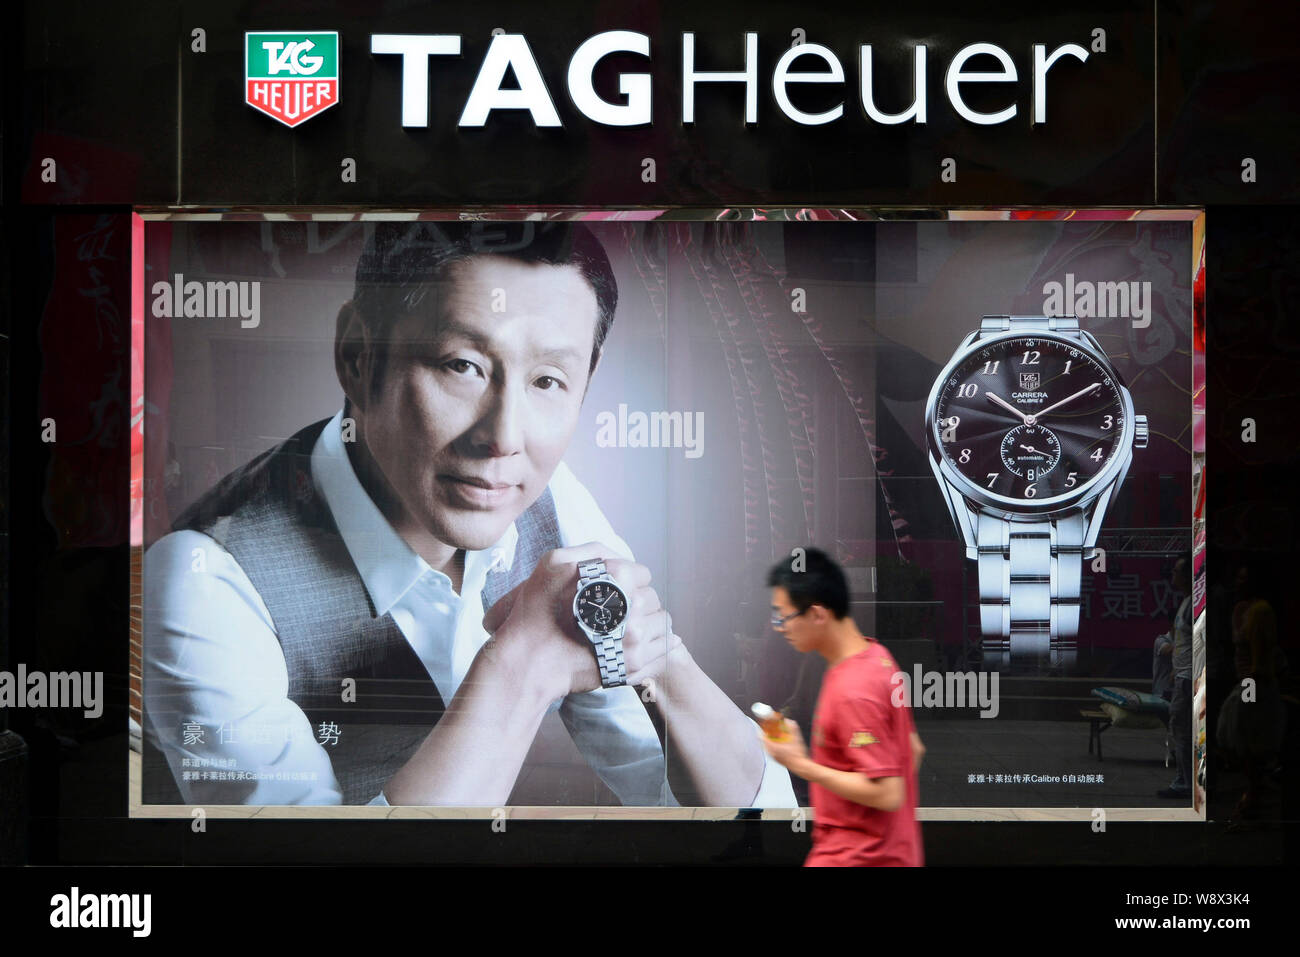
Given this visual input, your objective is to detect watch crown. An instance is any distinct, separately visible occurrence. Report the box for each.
[1134,414,1149,450]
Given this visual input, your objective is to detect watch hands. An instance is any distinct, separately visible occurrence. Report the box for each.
[1034,382,1102,419]
[985,392,1030,424]
[1019,444,1050,456]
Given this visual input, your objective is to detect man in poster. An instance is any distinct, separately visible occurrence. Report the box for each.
[142,222,794,808]
[762,549,924,866]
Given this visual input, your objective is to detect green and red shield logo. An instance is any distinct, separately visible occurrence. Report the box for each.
[245,32,339,127]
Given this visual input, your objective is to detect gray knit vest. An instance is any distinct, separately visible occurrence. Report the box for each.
[143,417,561,805]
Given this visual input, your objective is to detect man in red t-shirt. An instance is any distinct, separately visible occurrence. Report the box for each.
[761,549,924,866]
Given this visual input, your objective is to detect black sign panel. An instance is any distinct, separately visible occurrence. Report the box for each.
[15,0,1160,207]
[1157,1,1300,204]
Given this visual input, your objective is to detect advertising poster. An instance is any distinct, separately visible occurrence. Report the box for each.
[137,211,1197,814]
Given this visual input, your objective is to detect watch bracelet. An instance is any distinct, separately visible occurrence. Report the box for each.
[576,558,628,687]
[974,316,1085,666]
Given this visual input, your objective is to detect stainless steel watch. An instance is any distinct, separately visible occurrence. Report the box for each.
[925,316,1148,670]
[572,559,629,688]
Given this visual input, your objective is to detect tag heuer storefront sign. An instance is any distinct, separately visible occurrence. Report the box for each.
[245,32,340,127]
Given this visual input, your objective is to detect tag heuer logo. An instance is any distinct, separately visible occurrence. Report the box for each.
[1019,372,1041,390]
[245,32,339,127]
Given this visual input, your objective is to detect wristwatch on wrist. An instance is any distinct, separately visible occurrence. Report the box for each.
[925,316,1148,671]
[572,559,630,688]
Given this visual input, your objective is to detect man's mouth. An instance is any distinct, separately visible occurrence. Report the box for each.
[438,474,521,509]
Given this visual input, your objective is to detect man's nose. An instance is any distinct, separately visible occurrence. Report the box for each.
[470,380,526,457]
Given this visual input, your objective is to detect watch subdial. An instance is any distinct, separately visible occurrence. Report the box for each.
[999,425,1061,479]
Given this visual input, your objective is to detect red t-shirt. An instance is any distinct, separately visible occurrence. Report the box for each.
[806,643,923,867]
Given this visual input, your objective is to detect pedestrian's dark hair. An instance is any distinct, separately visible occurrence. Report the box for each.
[348,221,618,399]
[766,547,850,620]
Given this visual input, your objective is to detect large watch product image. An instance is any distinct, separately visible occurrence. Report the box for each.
[573,559,630,688]
[925,316,1148,670]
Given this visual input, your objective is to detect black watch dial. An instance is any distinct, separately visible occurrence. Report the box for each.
[576,580,628,635]
[934,336,1127,502]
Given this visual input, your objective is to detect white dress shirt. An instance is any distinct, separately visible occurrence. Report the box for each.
[144,410,795,808]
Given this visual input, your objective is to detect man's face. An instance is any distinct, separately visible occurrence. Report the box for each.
[354,256,599,551]
[771,586,817,654]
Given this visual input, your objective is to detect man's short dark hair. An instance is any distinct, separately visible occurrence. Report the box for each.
[766,547,850,620]
[350,221,618,396]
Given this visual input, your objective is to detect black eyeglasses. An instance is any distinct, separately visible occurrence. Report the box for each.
[771,608,807,628]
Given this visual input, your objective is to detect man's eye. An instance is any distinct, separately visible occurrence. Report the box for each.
[534,375,566,391]
[444,358,481,376]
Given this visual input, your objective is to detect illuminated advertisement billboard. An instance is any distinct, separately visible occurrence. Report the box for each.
[132,209,1203,820]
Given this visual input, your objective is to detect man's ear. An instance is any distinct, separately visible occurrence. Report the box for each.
[335,301,370,414]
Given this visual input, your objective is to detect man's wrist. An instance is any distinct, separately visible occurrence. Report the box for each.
[475,627,566,712]
[651,642,697,708]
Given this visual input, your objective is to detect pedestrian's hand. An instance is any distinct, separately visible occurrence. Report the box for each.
[760,718,808,770]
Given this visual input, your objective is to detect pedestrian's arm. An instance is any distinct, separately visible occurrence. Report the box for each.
[792,758,905,812]
[766,688,913,812]
[762,716,906,811]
